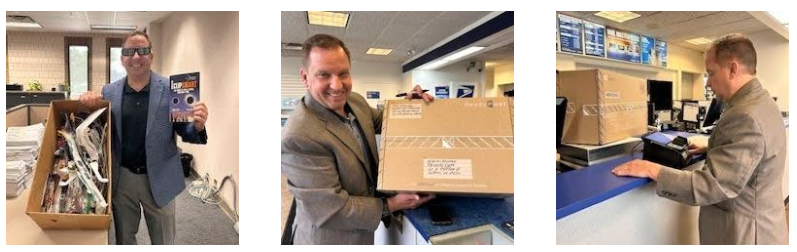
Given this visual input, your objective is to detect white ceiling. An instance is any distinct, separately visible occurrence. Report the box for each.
[6,11,172,34]
[281,11,497,63]
[557,11,772,52]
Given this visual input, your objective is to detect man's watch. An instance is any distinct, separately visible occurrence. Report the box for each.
[381,197,391,219]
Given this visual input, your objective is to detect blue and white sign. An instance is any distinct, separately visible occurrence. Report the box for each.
[584,21,605,57]
[366,91,380,99]
[456,85,475,98]
[654,40,668,67]
[435,86,450,99]
[640,36,654,65]
[558,14,583,54]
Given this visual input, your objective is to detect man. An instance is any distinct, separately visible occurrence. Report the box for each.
[80,31,209,245]
[281,34,435,244]
[612,34,787,244]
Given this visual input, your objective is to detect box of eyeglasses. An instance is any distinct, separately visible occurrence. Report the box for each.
[26,100,113,230]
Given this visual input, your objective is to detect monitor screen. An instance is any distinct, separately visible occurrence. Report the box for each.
[703,98,723,126]
[682,102,699,122]
[557,97,567,150]
[648,80,673,111]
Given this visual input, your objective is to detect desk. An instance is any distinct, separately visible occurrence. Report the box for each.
[6,186,108,245]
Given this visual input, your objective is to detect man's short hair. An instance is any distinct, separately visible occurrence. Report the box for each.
[122,31,152,48]
[302,34,351,67]
[708,34,757,75]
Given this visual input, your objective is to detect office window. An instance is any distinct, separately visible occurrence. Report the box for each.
[109,47,125,83]
[65,37,91,99]
[68,46,89,98]
[107,38,125,84]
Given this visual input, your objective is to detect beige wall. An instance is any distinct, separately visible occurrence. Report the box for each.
[150,11,240,218]
[6,32,122,93]
[746,29,789,111]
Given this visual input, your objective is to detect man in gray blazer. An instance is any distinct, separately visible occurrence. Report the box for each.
[281,34,435,244]
[613,34,787,244]
[80,31,209,244]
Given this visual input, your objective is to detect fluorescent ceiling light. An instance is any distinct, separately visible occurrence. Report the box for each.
[307,11,349,27]
[441,46,486,62]
[767,11,789,25]
[7,22,42,28]
[91,25,136,31]
[6,15,42,29]
[594,11,641,23]
[282,43,302,51]
[366,48,393,55]
[685,37,713,45]
[420,60,450,70]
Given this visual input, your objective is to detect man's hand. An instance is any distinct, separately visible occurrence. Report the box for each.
[192,102,208,131]
[611,159,662,181]
[79,91,104,109]
[405,85,433,102]
[688,142,707,155]
[387,193,435,212]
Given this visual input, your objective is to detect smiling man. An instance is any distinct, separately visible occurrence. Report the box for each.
[281,34,435,244]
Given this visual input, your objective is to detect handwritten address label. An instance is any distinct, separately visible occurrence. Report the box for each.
[423,159,473,180]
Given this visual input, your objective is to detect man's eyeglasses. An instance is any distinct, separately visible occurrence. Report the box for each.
[121,47,152,56]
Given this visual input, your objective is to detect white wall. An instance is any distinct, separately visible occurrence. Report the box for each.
[409,61,485,98]
[150,11,240,220]
[746,29,789,111]
[281,57,404,108]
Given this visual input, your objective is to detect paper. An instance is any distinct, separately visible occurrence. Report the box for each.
[423,159,473,180]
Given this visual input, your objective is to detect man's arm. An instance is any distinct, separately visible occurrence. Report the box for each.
[281,134,382,231]
[655,113,763,206]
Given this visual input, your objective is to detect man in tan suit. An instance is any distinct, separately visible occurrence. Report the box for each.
[612,34,787,244]
[282,34,435,244]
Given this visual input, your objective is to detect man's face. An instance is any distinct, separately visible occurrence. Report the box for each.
[704,49,732,101]
[121,35,153,77]
[301,47,352,113]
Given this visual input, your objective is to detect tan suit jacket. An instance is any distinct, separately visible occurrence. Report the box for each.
[282,92,384,244]
[657,79,788,244]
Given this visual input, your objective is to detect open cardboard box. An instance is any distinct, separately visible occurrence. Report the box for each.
[26,100,113,230]
[377,97,514,197]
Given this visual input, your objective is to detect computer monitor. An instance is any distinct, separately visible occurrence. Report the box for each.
[682,101,699,123]
[703,98,723,127]
[557,97,567,150]
[648,80,673,111]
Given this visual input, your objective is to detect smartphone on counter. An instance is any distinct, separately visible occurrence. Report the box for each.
[429,205,453,226]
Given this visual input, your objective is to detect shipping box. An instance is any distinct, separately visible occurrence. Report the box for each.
[558,69,647,145]
[377,97,513,197]
[26,100,113,230]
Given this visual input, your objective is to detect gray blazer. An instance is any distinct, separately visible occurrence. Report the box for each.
[656,79,787,244]
[102,72,208,207]
[281,92,383,244]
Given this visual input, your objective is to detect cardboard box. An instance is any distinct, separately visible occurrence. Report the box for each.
[26,100,113,230]
[558,69,647,145]
[377,97,513,197]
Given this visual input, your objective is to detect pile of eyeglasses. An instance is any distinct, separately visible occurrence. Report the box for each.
[41,108,109,215]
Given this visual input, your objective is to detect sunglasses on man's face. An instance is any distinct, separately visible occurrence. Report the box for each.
[121,47,152,56]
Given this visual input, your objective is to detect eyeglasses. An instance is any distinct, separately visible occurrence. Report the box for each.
[121,47,152,56]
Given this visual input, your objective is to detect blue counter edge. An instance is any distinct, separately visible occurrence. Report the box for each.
[556,132,706,220]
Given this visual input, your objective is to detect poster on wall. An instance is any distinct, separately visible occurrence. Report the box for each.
[435,86,450,99]
[366,91,380,99]
[584,21,605,57]
[654,40,668,67]
[640,36,655,65]
[558,14,583,54]
[606,28,640,63]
